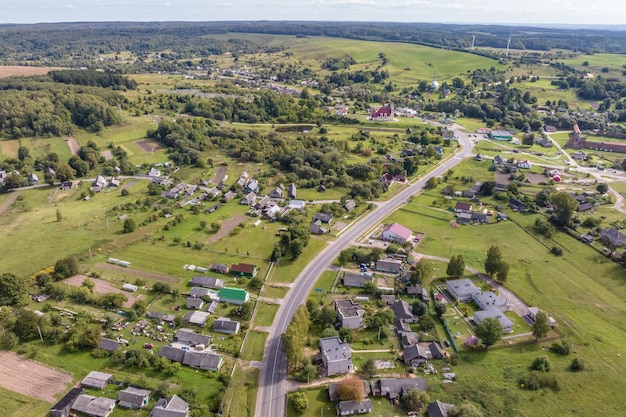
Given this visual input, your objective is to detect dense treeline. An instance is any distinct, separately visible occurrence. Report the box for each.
[0,77,125,137]
[49,70,137,89]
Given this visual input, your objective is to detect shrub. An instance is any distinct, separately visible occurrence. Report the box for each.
[531,356,551,372]
[550,246,563,256]
[570,358,585,372]
[551,339,572,355]
[519,372,559,390]
[291,391,309,413]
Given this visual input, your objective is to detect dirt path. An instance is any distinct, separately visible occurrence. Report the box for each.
[609,186,626,214]
[94,262,181,284]
[211,166,227,184]
[207,214,247,243]
[66,136,80,155]
[0,351,72,403]
[0,190,21,216]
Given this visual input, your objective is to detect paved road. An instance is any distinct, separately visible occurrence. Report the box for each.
[256,129,475,417]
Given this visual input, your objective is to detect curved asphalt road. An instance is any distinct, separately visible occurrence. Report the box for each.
[255,128,475,417]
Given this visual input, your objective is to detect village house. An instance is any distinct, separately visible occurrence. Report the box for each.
[473,308,513,333]
[446,279,481,302]
[218,287,249,304]
[517,160,532,169]
[71,395,116,417]
[601,227,626,247]
[183,311,211,327]
[186,297,204,310]
[472,291,504,310]
[174,328,212,347]
[454,202,472,212]
[343,272,374,288]
[287,183,297,199]
[335,299,366,329]
[376,258,403,274]
[97,338,124,352]
[314,212,334,224]
[337,400,373,416]
[230,263,258,278]
[117,387,151,409]
[406,285,430,304]
[190,275,224,289]
[427,400,455,417]
[380,223,412,244]
[182,350,224,371]
[320,336,353,376]
[370,378,427,400]
[269,187,283,198]
[213,317,241,334]
[391,299,417,323]
[210,263,230,274]
[343,199,357,212]
[370,105,394,121]
[149,395,189,417]
[403,342,445,366]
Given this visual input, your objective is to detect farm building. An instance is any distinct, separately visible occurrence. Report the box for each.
[320,336,353,376]
[288,199,306,210]
[230,263,258,278]
[51,388,84,417]
[81,371,112,390]
[97,338,124,352]
[218,287,249,304]
[210,264,230,274]
[184,311,211,327]
[189,287,212,298]
[337,400,373,416]
[158,345,186,363]
[71,395,116,417]
[117,387,151,409]
[287,183,297,198]
[380,223,412,243]
[376,259,403,274]
[149,395,189,417]
[189,276,224,289]
[343,272,374,288]
[213,317,241,334]
[446,279,481,302]
[182,350,224,371]
[490,130,513,141]
[370,378,427,400]
[186,297,204,310]
[427,400,455,417]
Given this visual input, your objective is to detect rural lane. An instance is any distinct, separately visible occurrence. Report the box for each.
[255,129,475,417]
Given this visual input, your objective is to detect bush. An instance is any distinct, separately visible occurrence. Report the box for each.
[570,358,585,372]
[519,372,559,390]
[550,246,563,256]
[551,339,572,355]
[531,356,551,372]
[291,391,309,413]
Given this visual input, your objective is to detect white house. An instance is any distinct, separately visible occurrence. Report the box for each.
[517,160,532,169]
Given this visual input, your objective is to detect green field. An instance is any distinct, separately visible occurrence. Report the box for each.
[240,330,268,361]
[221,366,259,417]
[253,302,279,327]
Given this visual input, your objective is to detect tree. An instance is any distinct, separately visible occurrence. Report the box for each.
[132,299,148,316]
[14,310,41,341]
[418,314,436,332]
[55,163,76,182]
[123,218,136,233]
[319,305,338,327]
[596,183,608,194]
[17,146,30,161]
[412,300,428,316]
[281,306,310,370]
[401,388,430,412]
[56,209,63,222]
[522,133,535,147]
[550,191,578,226]
[290,391,309,414]
[336,376,365,401]
[570,358,585,372]
[411,258,431,284]
[479,181,496,196]
[474,317,503,348]
[425,177,439,190]
[362,358,377,376]
[434,302,447,317]
[0,272,27,306]
[495,261,509,283]
[54,256,79,280]
[532,356,551,372]
[532,310,550,341]
[446,254,465,277]
[288,239,304,260]
[152,282,171,294]
[448,402,485,417]
[484,246,502,276]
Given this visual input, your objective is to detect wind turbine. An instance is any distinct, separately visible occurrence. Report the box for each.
[471,35,476,50]
[506,36,511,57]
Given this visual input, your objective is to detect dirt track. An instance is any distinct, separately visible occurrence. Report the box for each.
[0,352,72,403]
[0,190,21,216]
[66,137,80,155]
[135,139,163,153]
[94,262,181,284]
[207,214,247,243]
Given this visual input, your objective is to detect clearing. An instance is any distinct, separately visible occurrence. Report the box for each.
[135,139,164,153]
[94,262,180,284]
[207,214,247,243]
[66,137,80,155]
[0,140,18,158]
[64,274,138,308]
[0,351,72,403]
[101,150,113,160]
[0,66,57,78]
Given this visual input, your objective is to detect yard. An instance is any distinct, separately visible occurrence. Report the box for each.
[240,330,268,361]
[253,302,279,327]
[221,365,259,417]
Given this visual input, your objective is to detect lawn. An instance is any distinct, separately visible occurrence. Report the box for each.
[268,238,327,284]
[0,387,52,417]
[260,284,289,299]
[253,302,279,327]
[307,270,338,304]
[221,365,259,417]
[240,330,268,361]
[287,387,406,417]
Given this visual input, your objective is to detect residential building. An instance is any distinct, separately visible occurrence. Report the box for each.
[218,287,250,305]
[288,199,306,210]
[269,187,283,198]
[117,387,151,409]
[287,183,297,199]
[174,328,212,347]
[230,263,258,278]
[181,350,224,371]
[240,192,256,205]
[51,387,84,417]
[343,199,357,212]
[427,400,455,417]
[446,279,481,302]
[314,212,333,224]
[381,223,412,243]
[376,259,403,274]
[320,336,353,376]
[343,272,374,288]
[81,371,112,390]
[454,202,472,212]
[213,317,241,334]
[210,264,230,274]
[337,400,373,416]
[473,308,513,333]
[508,198,526,212]
[406,285,430,304]
[149,395,189,417]
[370,378,427,400]
[71,395,116,417]
[401,332,419,349]
[472,291,504,310]
[184,311,210,327]
[391,300,416,323]
[190,275,224,289]
[189,287,211,298]
[517,160,532,169]
[310,220,329,235]
[403,342,445,366]
[601,227,626,247]
[335,299,366,329]
[186,297,204,310]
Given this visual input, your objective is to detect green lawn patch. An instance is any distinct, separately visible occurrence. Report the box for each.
[221,365,259,417]
[269,238,327,283]
[261,285,289,299]
[307,270,338,304]
[240,330,268,361]
[253,302,279,327]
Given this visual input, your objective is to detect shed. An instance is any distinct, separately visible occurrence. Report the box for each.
[81,371,113,390]
[51,387,84,417]
[117,387,151,409]
[71,395,115,417]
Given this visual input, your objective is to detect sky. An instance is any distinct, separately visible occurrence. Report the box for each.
[1,0,626,27]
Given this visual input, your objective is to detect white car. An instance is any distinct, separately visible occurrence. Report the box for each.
[564,160,570,165]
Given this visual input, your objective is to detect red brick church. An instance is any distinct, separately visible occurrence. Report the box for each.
[566,124,626,153]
